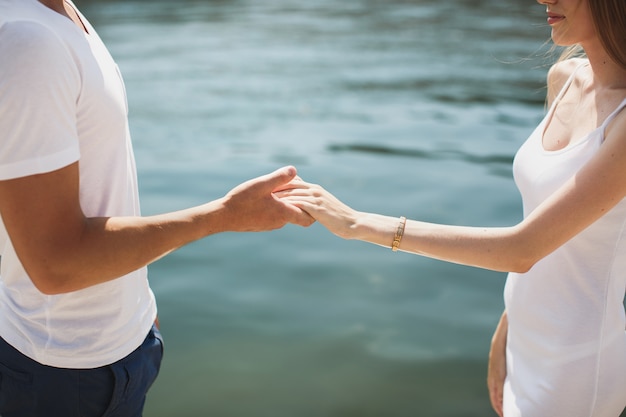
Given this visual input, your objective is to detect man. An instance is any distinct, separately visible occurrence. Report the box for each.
[0,1,313,415]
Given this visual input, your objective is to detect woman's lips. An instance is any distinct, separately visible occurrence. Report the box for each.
[547,13,565,25]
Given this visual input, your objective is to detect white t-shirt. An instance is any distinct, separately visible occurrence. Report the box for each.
[504,63,626,417]
[0,0,157,368]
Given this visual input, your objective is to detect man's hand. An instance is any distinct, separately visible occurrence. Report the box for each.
[221,166,315,231]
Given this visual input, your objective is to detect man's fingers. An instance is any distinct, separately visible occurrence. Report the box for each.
[258,166,297,192]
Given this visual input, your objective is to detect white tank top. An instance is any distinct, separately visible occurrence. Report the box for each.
[503,63,626,417]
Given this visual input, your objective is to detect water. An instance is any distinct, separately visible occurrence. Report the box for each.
[80,1,555,415]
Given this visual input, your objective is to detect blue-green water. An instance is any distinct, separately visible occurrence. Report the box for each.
[82,1,554,415]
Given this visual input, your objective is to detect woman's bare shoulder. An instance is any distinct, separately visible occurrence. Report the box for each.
[546,58,588,107]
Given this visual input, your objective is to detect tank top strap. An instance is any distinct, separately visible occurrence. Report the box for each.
[599,98,626,131]
[548,61,589,112]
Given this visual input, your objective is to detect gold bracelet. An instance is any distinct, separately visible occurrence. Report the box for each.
[391,216,407,252]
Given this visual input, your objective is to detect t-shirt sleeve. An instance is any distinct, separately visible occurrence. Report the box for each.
[0,20,81,180]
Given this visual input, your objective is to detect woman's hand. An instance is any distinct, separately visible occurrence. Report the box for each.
[276,180,361,240]
[487,311,508,417]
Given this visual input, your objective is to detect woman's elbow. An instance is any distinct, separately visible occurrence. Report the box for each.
[502,225,546,274]
[510,258,535,274]
[506,243,542,274]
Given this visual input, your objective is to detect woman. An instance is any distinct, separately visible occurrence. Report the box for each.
[281,0,626,415]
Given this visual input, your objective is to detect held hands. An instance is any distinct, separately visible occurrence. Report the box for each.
[221,166,315,232]
[275,178,360,240]
[229,169,396,247]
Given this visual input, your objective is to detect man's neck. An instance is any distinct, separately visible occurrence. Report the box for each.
[37,0,89,34]
[38,0,66,14]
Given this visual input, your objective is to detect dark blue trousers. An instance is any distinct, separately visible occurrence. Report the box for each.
[0,326,163,417]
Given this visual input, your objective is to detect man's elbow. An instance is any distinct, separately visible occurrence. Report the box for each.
[26,263,79,295]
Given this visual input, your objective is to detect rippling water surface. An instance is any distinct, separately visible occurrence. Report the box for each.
[80,1,556,415]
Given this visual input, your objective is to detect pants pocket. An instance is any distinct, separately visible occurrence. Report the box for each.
[103,327,164,417]
[122,335,162,402]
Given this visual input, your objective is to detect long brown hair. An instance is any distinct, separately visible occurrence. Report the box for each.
[589,0,626,70]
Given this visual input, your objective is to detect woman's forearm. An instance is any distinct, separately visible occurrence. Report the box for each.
[348,212,533,273]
